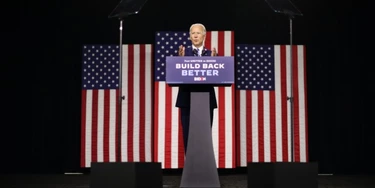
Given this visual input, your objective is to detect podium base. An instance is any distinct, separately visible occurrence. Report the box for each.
[90,162,162,188]
[180,92,220,188]
[247,162,318,188]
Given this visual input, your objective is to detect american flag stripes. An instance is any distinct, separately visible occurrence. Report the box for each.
[235,44,308,166]
[154,31,236,169]
[80,44,153,167]
[80,40,309,169]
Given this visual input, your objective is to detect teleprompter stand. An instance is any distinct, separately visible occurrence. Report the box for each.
[265,0,303,163]
[108,1,149,155]
[246,1,318,188]
[90,1,162,188]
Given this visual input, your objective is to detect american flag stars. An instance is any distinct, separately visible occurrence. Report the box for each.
[82,45,120,89]
[235,44,275,90]
[155,32,190,81]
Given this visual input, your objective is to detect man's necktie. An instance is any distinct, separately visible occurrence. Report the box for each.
[193,48,199,56]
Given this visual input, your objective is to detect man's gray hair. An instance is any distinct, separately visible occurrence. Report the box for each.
[189,23,206,35]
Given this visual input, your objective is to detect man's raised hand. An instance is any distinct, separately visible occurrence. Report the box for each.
[178,45,185,56]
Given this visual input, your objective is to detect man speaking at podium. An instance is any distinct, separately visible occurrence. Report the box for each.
[176,23,218,153]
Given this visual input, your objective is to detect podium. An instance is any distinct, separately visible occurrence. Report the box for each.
[166,56,235,188]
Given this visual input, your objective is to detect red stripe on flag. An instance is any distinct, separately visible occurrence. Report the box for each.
[127,45,135,162]
[116,90,120,162]
[139,45,146,162]
[218,31,225,54]
[205,32,211,49]
[218,87,226,167]
[258,91,264,162]
[103,90,110,162]
[153,82,160,162]
[91,90,98,163]
[164,85,172,168]
[280,45,289,162]
[80,90,87,167]
[218,31,226,167]
[246,92,253,162]
[235,89,241,166]
[270,91,276,162]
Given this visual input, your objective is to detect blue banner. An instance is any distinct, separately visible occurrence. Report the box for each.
[166,56,234,84]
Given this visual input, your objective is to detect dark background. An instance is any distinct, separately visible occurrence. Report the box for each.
[3,0,374,175]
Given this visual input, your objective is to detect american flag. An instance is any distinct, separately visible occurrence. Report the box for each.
[81,44,153,167]
[154,31,236,169]
[235,44,308,166]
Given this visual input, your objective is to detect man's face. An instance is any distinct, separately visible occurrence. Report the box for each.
[189,25,206,47]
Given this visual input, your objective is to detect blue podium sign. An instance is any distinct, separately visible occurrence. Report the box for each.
[165,56,234,85]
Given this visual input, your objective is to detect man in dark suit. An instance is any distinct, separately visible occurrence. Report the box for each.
[175,23,218,153]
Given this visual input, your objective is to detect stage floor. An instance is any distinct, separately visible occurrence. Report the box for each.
[1,173,374,188]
